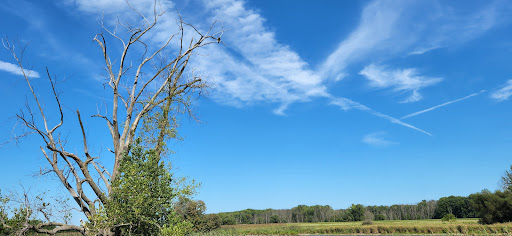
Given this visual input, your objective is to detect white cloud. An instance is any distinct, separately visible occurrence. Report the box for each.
[70,0,329,115]
[407,2,503,55]
[402,90,486,119]
[65,0,142,14]
[362,132,397,146]
[491,80,512,102]
[319,0,506,79]
[66,0,437,133]
[318,0,407,80]
[359,64,442,103]
[0,60,40,78]
[63,0,502,135]
[198,0,328,114]
[408,45,443,56]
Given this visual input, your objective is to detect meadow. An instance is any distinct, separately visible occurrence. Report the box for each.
[198,219,512,235]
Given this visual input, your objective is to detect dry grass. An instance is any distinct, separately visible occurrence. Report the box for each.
[198,219,512,235]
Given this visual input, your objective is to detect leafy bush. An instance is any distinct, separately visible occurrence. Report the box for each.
[174,197,221,232]
[441,213,457,222]
[92,140,198,235]
[204,214,222,230]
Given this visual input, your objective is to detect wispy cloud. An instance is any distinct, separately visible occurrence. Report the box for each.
[490,80,512,102]
[67,0,327,115]
[198,0,328,114]
[66,0,435,135]
[1,0,96,75]
[359,64,442,103]
[319,0,506,77]
[0,60,40,78]
[330,97,431,136]
[407,1,504,55]
[402,90,486,119]
[362,132,397,146]
[64,0,130,14]
[409,45,443,55]
[63,0,505,136]
[318,0,407,80]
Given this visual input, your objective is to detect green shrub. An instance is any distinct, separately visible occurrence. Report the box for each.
[95,140,198,235]
[441,213,457,222]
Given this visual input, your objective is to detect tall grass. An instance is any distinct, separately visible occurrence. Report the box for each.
[197,219,512,235]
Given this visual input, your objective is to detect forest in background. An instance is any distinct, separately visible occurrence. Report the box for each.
[212,195,475,225]
[207,165,512,227]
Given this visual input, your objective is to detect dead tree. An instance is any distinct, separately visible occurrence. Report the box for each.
[2,2,222,234]
[0,185,85,235]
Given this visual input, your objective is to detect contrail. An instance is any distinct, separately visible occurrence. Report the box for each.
[401,90,486,119]
[330,97,431,136]
[367,109,432,136]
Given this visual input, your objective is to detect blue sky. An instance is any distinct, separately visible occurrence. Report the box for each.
[1,0,512,220]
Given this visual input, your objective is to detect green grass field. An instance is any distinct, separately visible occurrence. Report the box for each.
[199,219,512,235]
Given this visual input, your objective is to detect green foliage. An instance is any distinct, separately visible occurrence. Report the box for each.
[174,197,221,232]
[140,105,181,157]
[270,215,281,223]
[335,210,350,222]
[441,213,457,222]
[0,190,12,235]
[469,166,512,225]
[291,205,310,223]
[470,189,512,224]
[175,197,205,229]
[86,205,111,235]
[217,201,439,225]
[347,204,365,221]
[93,140,198,235]
[501,165,512,191]
[160,213,194,236]
[204,214,222,230]
[288,205,333,223]
[434,196,476,219]
[219,213,236,225]
[0,189,64,235]
[236,209,255,224]
[8,207,30,232]
[375,214,385,221]
[366,200,438,221]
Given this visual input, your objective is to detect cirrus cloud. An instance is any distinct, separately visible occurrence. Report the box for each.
[0,60,40,78]
[359,64,442,103]
[362,132,398,147]
[490,80,512,102]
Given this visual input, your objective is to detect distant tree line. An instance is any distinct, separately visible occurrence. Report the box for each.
[207,165,512,226]
[212,196,480,225]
